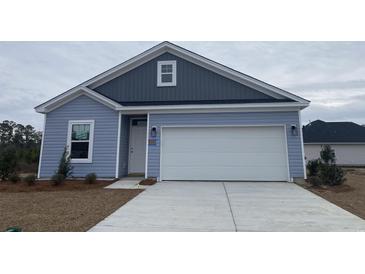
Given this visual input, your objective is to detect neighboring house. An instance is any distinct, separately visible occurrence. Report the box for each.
[303,120,365,166]
[35,42,310,182]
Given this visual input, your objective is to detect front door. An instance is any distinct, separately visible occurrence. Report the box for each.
[128,118,147,174]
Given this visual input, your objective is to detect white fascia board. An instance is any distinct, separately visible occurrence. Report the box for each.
[304,142,365,145]
[86,43,169,89]
[35,87,121,113]
[118,102,308,115]
[87,41,310,104]
[117,101,308,112]
[35,41,310,112]
[163,46,310,103]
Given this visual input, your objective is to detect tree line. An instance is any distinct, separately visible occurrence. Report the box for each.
[0,120,42,179]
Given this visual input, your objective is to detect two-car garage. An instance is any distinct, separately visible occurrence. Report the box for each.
[160,126,290,181]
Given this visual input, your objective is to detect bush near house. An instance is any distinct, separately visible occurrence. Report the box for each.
[85,173,97,184]
[51,146,73,186]
[307,159,320,177]
[307,144,346,186]
[55,147,73,178]
[24,174,36,186]
[9,174,20,184]
[51,174,66,186]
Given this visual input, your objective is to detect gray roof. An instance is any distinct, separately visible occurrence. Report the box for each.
[303,120,365,143]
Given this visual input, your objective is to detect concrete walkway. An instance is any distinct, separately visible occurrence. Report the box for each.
[90,181,365,232]
[105,177,146,189]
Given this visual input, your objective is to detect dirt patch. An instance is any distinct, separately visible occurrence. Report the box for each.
[139,178,157,186]
[0,181,143,231]
[0,180,117,193]
[301,168,365,220]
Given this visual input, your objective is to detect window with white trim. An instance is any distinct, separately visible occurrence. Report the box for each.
[157,60,176,87]
[67,120,94,163]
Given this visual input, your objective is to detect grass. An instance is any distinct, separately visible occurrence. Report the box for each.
[0,180,143,231]
[301,168,365,220]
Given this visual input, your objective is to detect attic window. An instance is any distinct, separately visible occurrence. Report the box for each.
[157,60,176,87]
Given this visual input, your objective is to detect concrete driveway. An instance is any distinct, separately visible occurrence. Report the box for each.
[90,181,365,232]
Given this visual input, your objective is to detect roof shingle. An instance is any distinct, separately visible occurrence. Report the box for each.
[303,120,365,143]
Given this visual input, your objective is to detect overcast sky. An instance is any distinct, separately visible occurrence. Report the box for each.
[1,41,365,130]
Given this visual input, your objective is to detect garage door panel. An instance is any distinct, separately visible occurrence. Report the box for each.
[164,140,285,153]
[162,152,287,166]
[162,166,287,181]
[161,126,288,181]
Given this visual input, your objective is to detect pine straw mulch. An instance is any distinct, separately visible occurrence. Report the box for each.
[0,180,143,232]
[300,168,365,220]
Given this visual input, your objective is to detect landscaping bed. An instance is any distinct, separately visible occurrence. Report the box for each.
[301,168,365,220]
[0,179,117,193]
[0,180,143,231]
[139,177,157,186]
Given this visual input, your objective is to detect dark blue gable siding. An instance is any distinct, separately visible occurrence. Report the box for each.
[94,52,278,105]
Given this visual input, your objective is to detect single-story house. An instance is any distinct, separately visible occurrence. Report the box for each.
[35,41,310,182]
[303,120,365,166]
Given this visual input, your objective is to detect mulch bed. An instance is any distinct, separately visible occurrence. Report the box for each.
[0,179,118,193]
[300,168,365,220]
[139,178,157,186]
[0,180,143,231]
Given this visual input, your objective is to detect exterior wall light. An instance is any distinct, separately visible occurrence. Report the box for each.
[291,124,298,136]
[151,126,157,137]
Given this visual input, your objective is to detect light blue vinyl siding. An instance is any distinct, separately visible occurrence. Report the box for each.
[40,95,119,178]
[147,112,304,180]
[118,115,130,177]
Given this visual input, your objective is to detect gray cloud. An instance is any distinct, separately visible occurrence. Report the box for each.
[0,41,364,129]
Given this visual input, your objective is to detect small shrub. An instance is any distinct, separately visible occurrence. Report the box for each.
[56,146,73,178]
[319,164,346,186]
[320,144,336,164]
[307,159,320,176]
[51,173,65,186]
[24,174,36,186]
[9,173,20,183]
[307,175,322,187]
[85,173,97,184]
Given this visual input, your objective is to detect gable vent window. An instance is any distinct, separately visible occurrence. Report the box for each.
[157,60,176,87]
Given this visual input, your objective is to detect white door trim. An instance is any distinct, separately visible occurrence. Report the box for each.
[115,111,121,178]
[159,124,290,182]
[128,117,147,174]
[144,113,150,178]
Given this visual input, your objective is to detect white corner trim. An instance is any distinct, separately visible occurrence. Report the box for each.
[37,114,47,179]
[298,111,307,179]
[67,120,95,164]
[282,124,292,182]
[157,60,177,87]
[35,87,121,114]
[144,113,150,178]
[115,112,122,178]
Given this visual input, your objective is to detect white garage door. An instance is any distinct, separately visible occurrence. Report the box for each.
[160,126,289,181]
